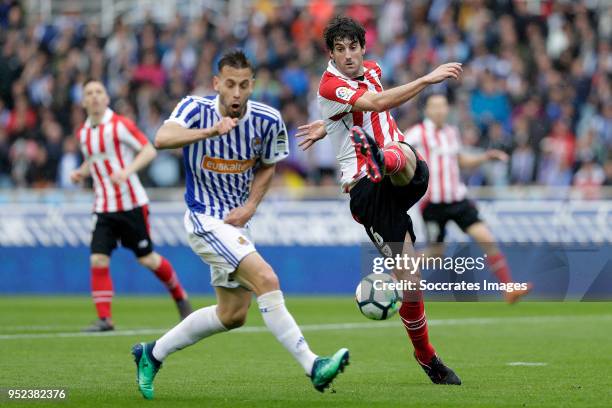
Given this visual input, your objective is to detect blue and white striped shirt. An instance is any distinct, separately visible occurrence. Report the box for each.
[166,95,289,219]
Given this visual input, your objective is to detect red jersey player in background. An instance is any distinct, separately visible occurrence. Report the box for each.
[297,17,462,385]
[405,93,531,303]
[71,79,192,331]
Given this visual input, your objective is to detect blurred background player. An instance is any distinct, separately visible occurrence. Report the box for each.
[297,16,462,385]
[131,51,349,400]
[72,79,192,332]
[404,93,531,303]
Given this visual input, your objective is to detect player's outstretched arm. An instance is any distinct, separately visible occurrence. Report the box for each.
[352,63,463,113]
[154,118,238,149]
[296,120,327,151]
[224,163,275,227]
[458,149,509,169]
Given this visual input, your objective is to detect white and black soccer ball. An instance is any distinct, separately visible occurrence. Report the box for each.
[355,273,402,320]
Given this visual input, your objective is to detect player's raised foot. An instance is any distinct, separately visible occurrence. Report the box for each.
[310,348,350,392]
[504,283,533,304]
[414,353,461,385]
[175,298,193,320]
[82,318,114,332]
[350,126,384,183]
[131,341,162,400]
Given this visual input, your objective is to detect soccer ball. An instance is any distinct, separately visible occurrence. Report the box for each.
[355,273,402,320]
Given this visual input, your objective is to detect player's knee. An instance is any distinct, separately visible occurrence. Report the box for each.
[90,254,110,268]
[137,252,159,270]
[218,307,248,329]
[254,266,280,294]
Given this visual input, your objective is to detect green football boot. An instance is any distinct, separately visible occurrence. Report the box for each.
[131,341,162,399]
[310,348,350,392]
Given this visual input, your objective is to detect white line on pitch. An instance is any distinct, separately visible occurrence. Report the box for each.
[1,314,611,341]
[507,362,548,366]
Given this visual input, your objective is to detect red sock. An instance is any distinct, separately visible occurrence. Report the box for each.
[383,145,407,174]
[399,290,436,364]
[488,253,511,283]
[152,256,187,301]
[91,266,113,319]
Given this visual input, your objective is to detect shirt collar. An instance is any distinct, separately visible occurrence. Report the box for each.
[86,108,114,127]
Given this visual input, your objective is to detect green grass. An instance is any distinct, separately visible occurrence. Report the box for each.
[1,297,611,407]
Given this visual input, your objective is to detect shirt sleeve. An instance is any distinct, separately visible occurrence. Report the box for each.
[317,76,366,119]
[261,117,290,165]
[117,116,149,152]
[165,97,201,128]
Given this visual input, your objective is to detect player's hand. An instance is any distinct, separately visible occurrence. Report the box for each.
[70,169,85,184]
[224,205,256,227]
[296,120,327,151]
[486,149,509,162]
[110,169,130,184]
[423,63,463,84]
[213,117,239,136]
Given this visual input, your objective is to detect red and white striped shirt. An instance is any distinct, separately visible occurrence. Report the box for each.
[405,118,467,204]
[318,60,404,189]
[78,108,149,213]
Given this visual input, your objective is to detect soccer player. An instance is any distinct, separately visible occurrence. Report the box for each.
[404,93,531,303]
[71,79,192,332]
[130,50,349,400]
[297,17,462,385]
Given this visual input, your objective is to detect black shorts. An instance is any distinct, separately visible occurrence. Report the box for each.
[91,205,153,257]
[349,144,429,256]
[422,199,481,243]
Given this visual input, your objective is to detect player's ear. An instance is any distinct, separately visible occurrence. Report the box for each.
[213,76,219,92]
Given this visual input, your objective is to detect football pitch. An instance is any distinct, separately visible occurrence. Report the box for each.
[1,297,610,407]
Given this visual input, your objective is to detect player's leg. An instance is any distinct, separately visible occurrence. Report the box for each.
[137,251,192,319]
[233,252,349,392]
[395,234,461,385]
[465,220,531,303]
[83,213,117,332]
[132,284,249,399]
[349,125,418,185]
[121,205,192,319]
[386,141,417,187]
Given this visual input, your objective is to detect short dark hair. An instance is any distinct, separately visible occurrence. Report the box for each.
[217,50,253,73]
[83,77,104,88]
[324,16,366,51]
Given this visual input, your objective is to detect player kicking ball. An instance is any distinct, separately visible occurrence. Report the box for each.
[297,17,462,385]
[72,79,192,332]
[131,51,348,400]
[405,93,531,303]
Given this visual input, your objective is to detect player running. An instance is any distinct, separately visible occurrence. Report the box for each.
[297,17,462,385]
[72,79,192,332]
[405,93,531,303]
[131,50,349,400]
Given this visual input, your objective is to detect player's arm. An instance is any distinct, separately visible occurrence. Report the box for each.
[458,149,508,169]
[155,118,237,149]
[70,159,91,184]
[224,163,275,227]
[352,63,463,113]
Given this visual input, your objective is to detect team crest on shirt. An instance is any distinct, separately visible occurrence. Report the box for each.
[335,87,356,102]
[251,136,263,155]
[237,236,250,246]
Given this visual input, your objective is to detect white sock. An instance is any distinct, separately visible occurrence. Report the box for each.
[257,290,317,374]
[152,305,227,361]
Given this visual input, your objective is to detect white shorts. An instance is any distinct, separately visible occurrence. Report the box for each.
[184,210,256,289]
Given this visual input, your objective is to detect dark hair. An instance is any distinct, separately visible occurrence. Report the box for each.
[217,50,253,73]
[324,16,366,51]
[83,77,104,88]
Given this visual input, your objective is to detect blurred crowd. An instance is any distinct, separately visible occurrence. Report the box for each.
[0,0,611,195]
